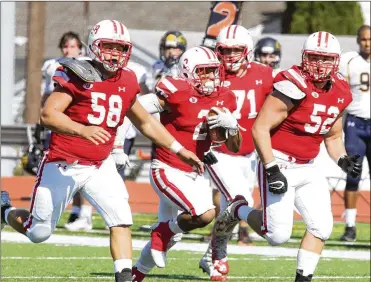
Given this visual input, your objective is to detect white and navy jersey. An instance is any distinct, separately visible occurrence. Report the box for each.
[339,51,370,119]
[41,56,91,95]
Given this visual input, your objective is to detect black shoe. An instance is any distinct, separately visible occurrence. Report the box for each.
[115,268,132,282]
[295,270,313,281]
[67,213,79,224]
[340,226,356,242]
[1,191,12,229]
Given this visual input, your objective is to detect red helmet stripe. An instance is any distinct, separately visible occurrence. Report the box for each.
[233,25,238,39]
[324,32,329,47]
[226,25,232,39]
[317,31,322,47]
[111,20,118,34]
[200,46,211,59]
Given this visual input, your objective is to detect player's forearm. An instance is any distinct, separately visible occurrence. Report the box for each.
[40,108,84,136]
[226,131,242,153]
[324,135,347,163]
[136,114,177,150]
[252,124,275,165]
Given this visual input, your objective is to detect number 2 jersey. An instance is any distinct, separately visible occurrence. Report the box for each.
[155,77,237,172]
[216,62,273,156]
[49,65,139,164]
[271,65,352,161]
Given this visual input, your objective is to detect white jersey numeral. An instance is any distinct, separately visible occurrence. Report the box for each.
[193,109,210,140]
[304,103,339,134]
[87,91,123,127]
[232,89,257,119]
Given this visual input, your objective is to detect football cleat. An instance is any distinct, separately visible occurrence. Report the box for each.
[114,268,132,282]
[150,222,175,268]
[340,226,356,242]
[213,195,248,236]
[199,256,228,281]
[1,191,12,230]
[295,270,313,282]
[64,216,93,231]
[214,258,229,275]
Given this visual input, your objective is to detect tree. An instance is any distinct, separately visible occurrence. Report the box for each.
[282,2,364,35]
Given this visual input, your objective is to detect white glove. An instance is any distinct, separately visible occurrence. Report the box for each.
[207,107,238,130]
[111,147,131,170]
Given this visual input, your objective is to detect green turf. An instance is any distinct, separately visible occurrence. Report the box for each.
[1,242,370,282]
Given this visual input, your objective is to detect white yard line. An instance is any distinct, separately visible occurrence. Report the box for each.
[1,276,370,280]
[2,231,369,260]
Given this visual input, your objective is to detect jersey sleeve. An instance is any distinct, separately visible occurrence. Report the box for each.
[155,77,187,105]
[52,66,80,97]
[273,67,307,100]
[264,67,274,96]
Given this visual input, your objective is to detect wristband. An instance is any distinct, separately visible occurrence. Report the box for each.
[170,140,184,154]
[264,160,277,169]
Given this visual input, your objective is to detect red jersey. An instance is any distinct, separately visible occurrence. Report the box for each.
[48,65,139,164]
[155,77,237,172]
[216,62,273,155]
[271,65,352,160]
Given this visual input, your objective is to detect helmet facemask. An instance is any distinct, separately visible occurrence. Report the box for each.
[302,51,339,82]
[216,44,251,73]
[90,39,132,72]
[185,64,224,95]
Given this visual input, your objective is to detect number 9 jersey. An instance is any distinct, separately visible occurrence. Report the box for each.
[271,65,352,161]
[339,51,370,119]
[49,65,139,164]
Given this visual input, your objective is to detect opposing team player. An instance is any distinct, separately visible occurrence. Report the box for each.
[213,31,362,282]
[339,25,370,242]
[199,25,274,281]
[0,20,203,282]
[254,36,282,77]
[131,46,241,282]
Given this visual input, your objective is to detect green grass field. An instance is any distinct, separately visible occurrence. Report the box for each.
[1,213,370,282]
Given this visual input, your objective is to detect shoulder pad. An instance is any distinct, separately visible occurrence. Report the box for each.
[58,58,102,83]
[274,80,306,100]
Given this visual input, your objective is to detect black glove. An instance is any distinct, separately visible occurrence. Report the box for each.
[204,151,218,165]
[266,164,288,194]
[338,154,362,178]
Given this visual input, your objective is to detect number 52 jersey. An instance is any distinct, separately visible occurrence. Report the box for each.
[271,65,352,161]
[49,65,139,164]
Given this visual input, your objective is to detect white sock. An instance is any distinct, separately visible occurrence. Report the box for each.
[114,258,132,273]
[345,209,357,227]
[4,207,16,225]
[71,206,81,215]
[168,219,184,234]
[238,205,255,222]
[296,249,320,277]
[136,241,155,274]
[80,205,92,218]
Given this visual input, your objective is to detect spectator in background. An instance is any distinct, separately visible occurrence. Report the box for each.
[339,25,370,242]
[254,37,282,77]
[40,31,94,232]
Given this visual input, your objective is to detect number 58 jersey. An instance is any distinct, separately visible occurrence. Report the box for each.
[271,65,352,161]
[49,66,139,164]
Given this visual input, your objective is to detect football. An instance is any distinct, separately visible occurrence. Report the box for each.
[207,107,227,144]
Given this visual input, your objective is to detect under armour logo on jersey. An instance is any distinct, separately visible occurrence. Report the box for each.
[189,97,198,103]
[118,86,126,92]
[223,81,231,87]
[338,98,344,103]
[216,101,224,106]
[256,80,263,85]
[311,92,319,98]
[347,121,355,127]
[83,83,93,90]
[57,164,67,170]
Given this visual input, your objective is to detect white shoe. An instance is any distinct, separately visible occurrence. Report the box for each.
[64,216,93,231]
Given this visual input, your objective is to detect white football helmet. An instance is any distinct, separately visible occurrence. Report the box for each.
[216,25,254,72]
[178,46,223,95]
[301,31,341,81]
[87,20,132,72]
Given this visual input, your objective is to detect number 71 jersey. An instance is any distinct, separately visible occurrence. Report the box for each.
[49,66,139,164]
[271,65,352,161]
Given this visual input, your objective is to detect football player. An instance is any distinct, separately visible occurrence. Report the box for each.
[198,25,274,281]
[131,46,242,282]
[339,25,370,242]
[254,36,282,77]
[1,20,203,282]
[213,31,361,282]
